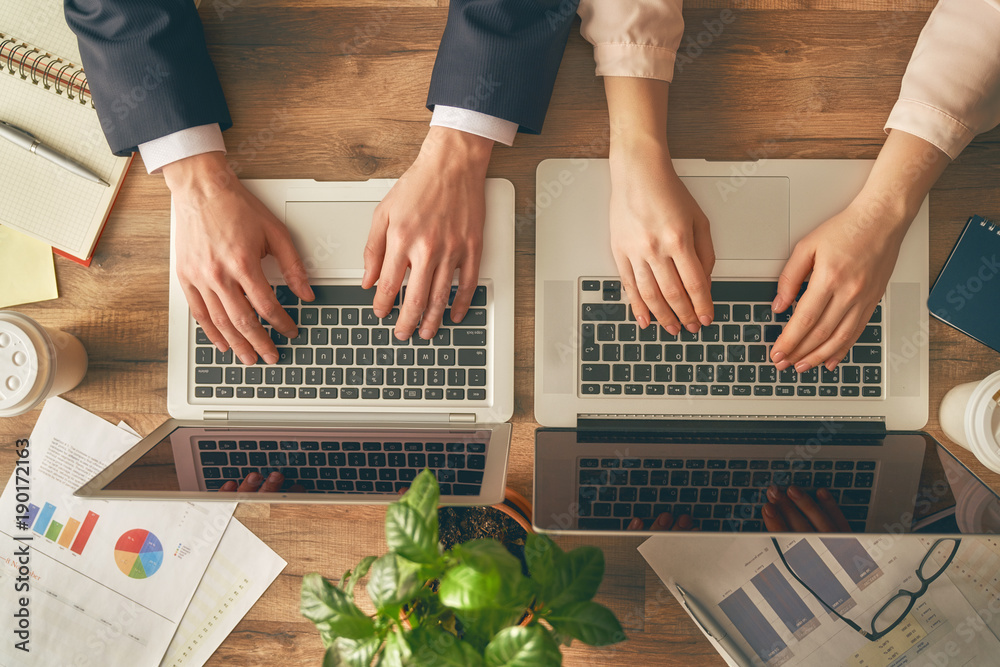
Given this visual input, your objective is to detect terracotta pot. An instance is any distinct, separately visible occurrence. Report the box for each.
[492,487,534,534]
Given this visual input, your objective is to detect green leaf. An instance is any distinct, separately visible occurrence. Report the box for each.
[440,541,534,616]
[438,564,508,611]
[301,573,376,639]
[454,608,526,653]
[398,468,440,525]
[325,636,383,667]
[453,540,523,581]
[407,626,485,667]
[377,631,412,667]
[344,556,378,597]
[484,625,562,667]
[524,534,562,592]
[386,503,438,564]
[546,601,625,647]
[367,553,423,611]
[545,547,605,609]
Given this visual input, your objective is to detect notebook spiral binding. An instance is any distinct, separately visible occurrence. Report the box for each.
[976,216,998,235]
[0,33,93,107]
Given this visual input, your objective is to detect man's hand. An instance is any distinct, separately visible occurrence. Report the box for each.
[770,130,949,372]
[605,77,714,334]
[163,152,314,366]
[763,485,851,532]
[610,151,715,333]
[363,127,493,341]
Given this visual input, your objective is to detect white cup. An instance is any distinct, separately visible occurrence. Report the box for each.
[0,312,88,418]
[939,370,1000,474]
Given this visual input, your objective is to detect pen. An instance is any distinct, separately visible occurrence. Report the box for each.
[676,584,753,667]
[0,120,109,187]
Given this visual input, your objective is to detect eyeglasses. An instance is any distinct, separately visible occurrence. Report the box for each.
[771,537,961,641]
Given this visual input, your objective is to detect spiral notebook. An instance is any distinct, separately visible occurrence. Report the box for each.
[927,215,1000,354]
[0,3,132,266]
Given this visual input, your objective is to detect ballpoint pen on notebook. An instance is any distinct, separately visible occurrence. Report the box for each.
[676,584,753,667]
[0,120,109,187]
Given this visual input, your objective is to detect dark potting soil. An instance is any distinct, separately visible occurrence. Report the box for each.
[438,505,529,575]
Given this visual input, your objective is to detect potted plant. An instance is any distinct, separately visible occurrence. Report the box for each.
[301,469,625,666]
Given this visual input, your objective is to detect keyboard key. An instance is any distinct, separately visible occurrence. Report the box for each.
[195,367,223,384]
[685,345,704,362]
[582,280,600,291]
[458,349,486,366]
[853,346,881,363]
[582,365,610,382]
[583,303,626,321]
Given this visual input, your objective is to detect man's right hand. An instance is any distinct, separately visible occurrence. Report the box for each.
[163,152,314,366]
[362,127,493,341]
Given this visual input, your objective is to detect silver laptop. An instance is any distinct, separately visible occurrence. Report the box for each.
[77,178,515,504]
[533,159,930,533]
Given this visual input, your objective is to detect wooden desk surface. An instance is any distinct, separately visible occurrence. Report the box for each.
[2,1,999,664]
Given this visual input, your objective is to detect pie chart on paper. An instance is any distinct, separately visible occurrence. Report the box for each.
[114,529,164,579]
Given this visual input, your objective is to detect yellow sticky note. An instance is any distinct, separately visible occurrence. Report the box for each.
[0,225,59,308]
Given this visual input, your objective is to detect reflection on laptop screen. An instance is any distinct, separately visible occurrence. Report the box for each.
[91,426,493,499]
[534,429,1000,535]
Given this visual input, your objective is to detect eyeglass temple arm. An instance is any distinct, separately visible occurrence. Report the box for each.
[771,538,873,638]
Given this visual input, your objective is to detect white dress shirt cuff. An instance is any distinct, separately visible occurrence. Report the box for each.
[430,106,518,146]
[137,123,227,174]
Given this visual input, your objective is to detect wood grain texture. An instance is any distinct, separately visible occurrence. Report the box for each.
[1,2,999,665]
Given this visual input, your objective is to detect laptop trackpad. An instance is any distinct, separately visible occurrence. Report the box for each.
[284,201,380,271]
[680,176,790,260]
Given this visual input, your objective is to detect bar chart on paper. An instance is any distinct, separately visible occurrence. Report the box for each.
[715,537,885,666]
[25,501,99,555]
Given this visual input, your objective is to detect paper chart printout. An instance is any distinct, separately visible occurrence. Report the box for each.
[0,398,236,666]
[160,520,287,667]
[639,535,1000,667]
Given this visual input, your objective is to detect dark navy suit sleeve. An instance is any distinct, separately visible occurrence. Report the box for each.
[426,0,580,135]
[64,0,232,156]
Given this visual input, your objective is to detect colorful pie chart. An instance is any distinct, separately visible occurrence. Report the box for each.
[114,529,164,579]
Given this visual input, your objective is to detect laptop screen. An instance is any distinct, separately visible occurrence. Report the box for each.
[534,429,1000,535]
[77,424,502,503]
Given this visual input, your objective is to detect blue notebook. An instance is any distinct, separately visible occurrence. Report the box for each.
[927,215,1000,353]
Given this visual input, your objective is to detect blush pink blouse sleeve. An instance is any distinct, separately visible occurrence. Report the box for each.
[885,0,1000,159]
[577,0,686,82]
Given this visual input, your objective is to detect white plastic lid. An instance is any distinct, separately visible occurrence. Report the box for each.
[0,314,50,417]
[965,369,1000,474]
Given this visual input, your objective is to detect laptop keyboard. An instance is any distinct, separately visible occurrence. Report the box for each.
[192,284,490,404]
[576,456,875,532]
[579,280,884,399]
[196,438,488,495]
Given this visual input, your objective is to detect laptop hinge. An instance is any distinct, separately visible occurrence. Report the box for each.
[577,416,887,437]
[449,413,478,423]
[204,411,230,420]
